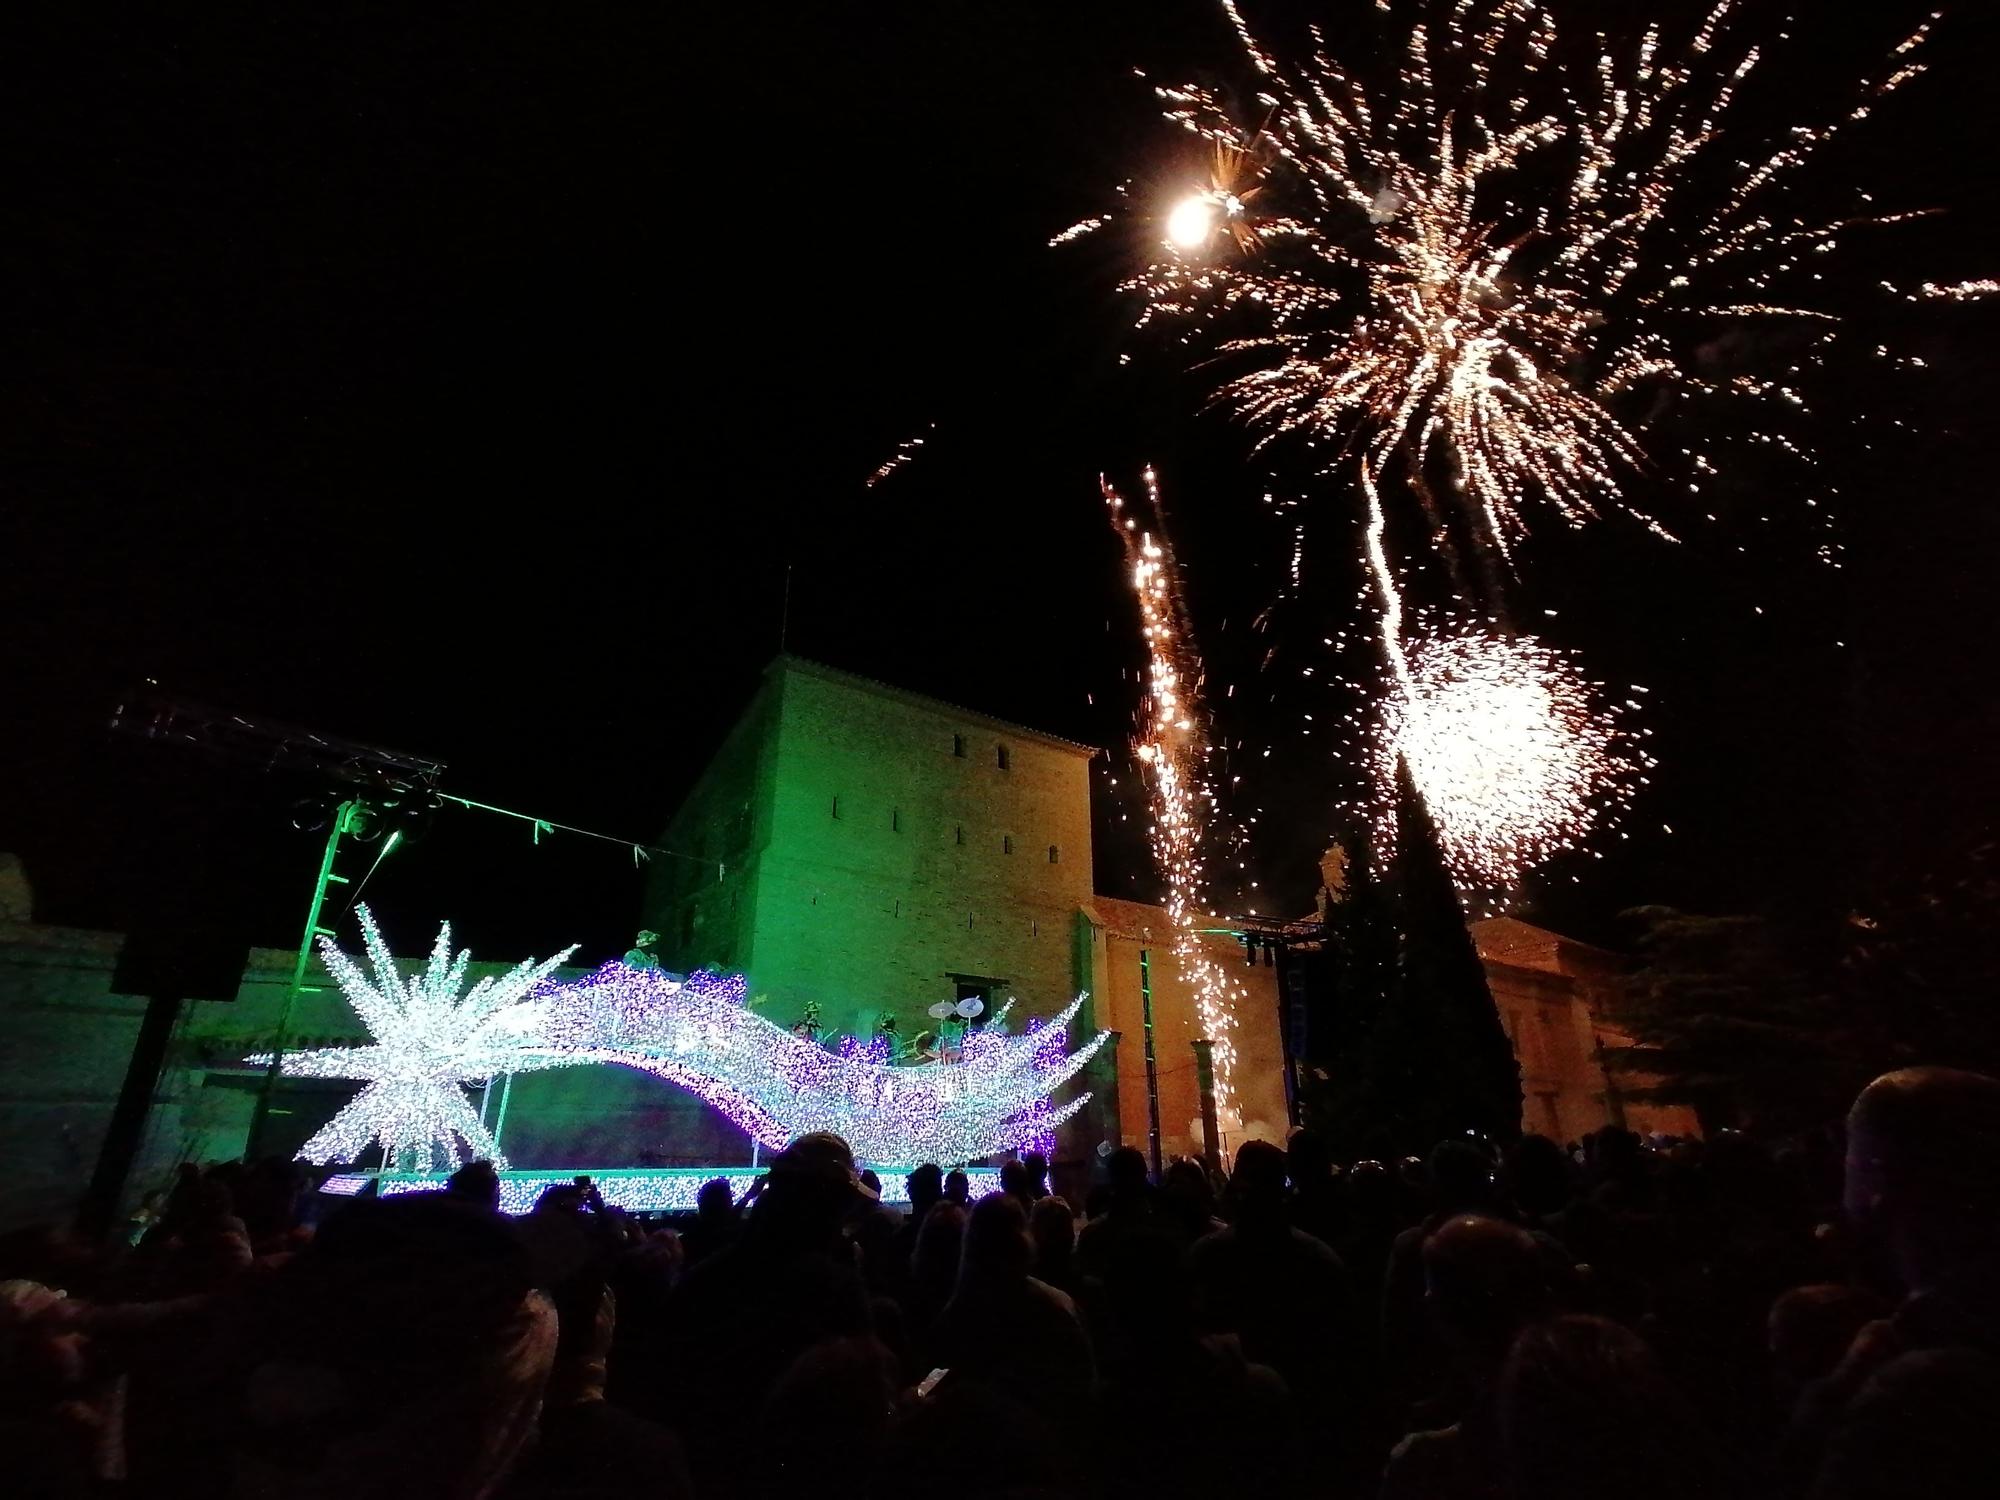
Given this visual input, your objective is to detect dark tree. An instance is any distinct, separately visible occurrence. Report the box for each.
[1377,763,1522,1148]
[1296,765,1521,1157]
[1604,907,1854,1135]
[1606,838,2000,1134]
[1294,829,1397,1160]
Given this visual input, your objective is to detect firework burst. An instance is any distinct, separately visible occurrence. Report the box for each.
[1066,0,1965,892]
[1066,0,1945,570]
[1380,628,1650,897]
[1103,469,1246,1115]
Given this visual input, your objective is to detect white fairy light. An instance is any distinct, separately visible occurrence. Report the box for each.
[267,907,1109,1172]
[259,906,576,1171]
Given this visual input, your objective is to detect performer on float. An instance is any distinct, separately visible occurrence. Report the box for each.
[621,929,662,970]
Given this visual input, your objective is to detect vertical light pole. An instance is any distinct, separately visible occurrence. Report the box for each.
[1193,1037,1223,1179]
[1139,947,1162,1179]
[490,1070,516,1155]
[248,799,361,1156]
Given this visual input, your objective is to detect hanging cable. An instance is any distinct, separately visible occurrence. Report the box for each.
[435,793,724,877]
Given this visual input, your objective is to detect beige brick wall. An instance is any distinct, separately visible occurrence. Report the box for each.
[1084,897,1289,1165]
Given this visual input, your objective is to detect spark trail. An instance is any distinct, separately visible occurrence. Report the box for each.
[1103,470,1246,1115]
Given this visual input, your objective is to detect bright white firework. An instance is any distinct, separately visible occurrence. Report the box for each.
[1380,628,1648,893]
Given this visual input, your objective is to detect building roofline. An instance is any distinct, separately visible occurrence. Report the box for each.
[1479,954,1579,990]
[1471,913,1623,963]
[767,655,1101,759]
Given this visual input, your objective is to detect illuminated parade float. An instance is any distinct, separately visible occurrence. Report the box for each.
[262,906,1108,1212]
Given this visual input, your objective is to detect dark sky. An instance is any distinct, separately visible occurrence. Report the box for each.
[3,1,1994,966]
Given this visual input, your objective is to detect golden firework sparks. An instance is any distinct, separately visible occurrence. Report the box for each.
[1066,1,1960,893]
[1103,469,1247,1115]
[1063,0,1947,567]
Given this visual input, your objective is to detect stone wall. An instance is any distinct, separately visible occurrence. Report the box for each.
[648,658,1099,1044]
[0,883,704,1231]
[1083,896,1289,1166]
[1072,909,1704,1163]
[1472,917,1701,1143]
[0,903,364,1231]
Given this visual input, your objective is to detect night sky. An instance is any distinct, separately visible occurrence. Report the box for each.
[3,2,1995,967]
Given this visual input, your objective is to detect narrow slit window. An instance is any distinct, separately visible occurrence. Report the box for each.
[891,808,901,833]
[830,795,840,820]
[1003,835,1013,854]
[1048,845,1059,864]
[996,745,1010,770]
[952,733,966,758]
[955,825,965,845]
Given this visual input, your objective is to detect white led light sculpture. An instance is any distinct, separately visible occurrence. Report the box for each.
[267,907,1108,1172]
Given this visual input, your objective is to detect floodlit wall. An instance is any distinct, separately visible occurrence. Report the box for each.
[0,909,367,1231]
[649,657,1098,1042]
[1083,896,1289,1166]
[1474,917,1702,1142]
[0,887,668,1231]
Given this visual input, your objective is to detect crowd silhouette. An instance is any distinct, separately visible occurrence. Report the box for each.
[2,1065,1997,1497]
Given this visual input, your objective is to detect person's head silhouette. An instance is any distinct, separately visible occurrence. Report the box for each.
[1288,1127,1334,1185]
[1428,1138,1495,1217]
[1423,1214,1550,1359]
[1500,1314,1734,1500]
[906,1162,944,1215]
[1106,1145,1149,1197]
[1845,1067,2000,1297]
[999,1158,1032,1203]
[1504,1134,1571,1218]
[756,1133,874,1251]
[695,1176,735,1223]
[958,1193,1032,1292]
[912,1202,966,1291]
[1230,1139,1288,1225]
[1022,1150,1050,1197]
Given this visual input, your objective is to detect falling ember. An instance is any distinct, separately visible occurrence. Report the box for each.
[1378,629,1650,897]
[865,424,936,489]
[1103,469,1245,1116]
[1063,0,1955,573]
[1906,279,1998,302]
